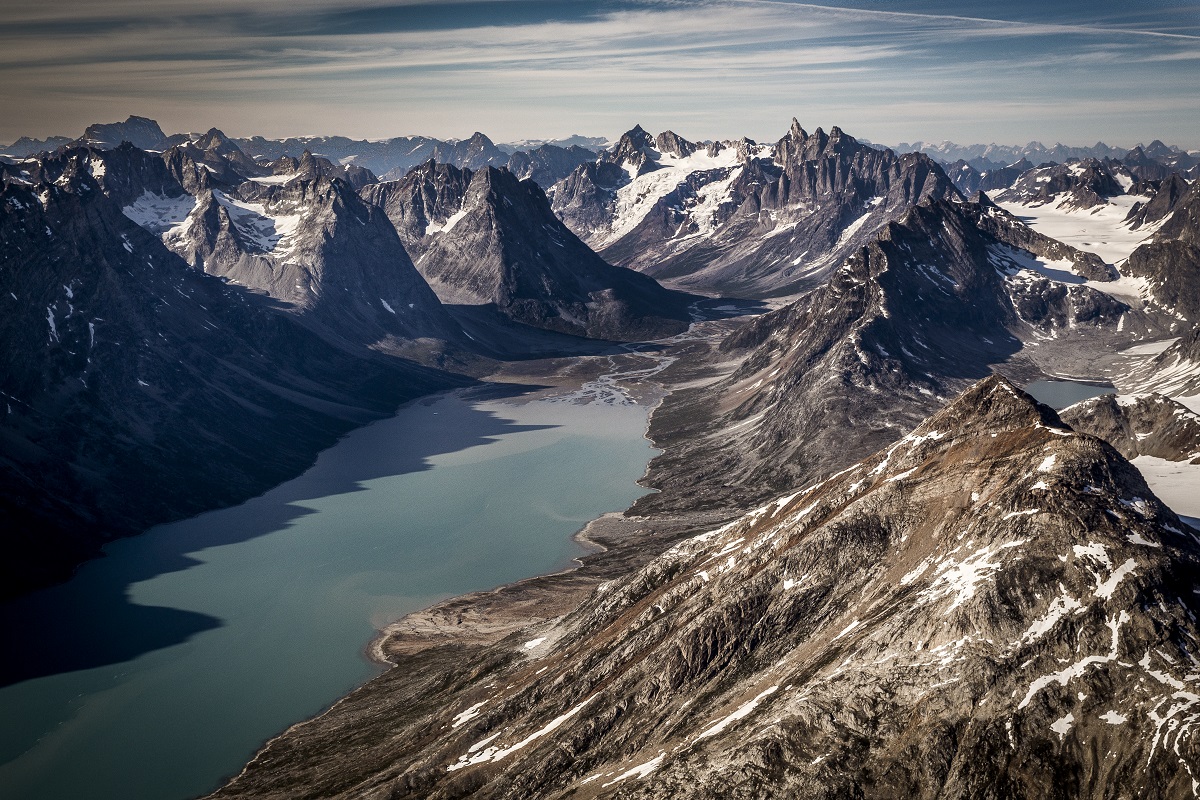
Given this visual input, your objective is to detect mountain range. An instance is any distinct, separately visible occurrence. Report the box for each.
[0,123,695,598]
[4,112,1200,798]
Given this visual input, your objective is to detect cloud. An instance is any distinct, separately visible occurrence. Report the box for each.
[2,0,1198,147]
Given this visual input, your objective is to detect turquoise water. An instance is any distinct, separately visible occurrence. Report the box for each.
[0,389,657,800]
[1024,379,1114,410]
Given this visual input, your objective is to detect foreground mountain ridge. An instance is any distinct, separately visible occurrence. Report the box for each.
[209,376,1200,799]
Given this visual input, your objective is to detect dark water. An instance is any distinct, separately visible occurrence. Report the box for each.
[0,389,657,800]
[1024,379,1114,410]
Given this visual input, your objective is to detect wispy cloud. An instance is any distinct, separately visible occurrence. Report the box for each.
[2,0,1198,148]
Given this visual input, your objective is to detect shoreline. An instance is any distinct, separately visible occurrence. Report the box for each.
[362,343,678,668]
[203,313,752,799]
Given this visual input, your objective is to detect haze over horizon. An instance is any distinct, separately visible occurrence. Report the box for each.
[3,0,1200,150]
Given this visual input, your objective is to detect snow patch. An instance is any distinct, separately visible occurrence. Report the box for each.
[693,686,778,743]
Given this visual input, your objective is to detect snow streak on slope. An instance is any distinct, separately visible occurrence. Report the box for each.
[989,243,1150,306]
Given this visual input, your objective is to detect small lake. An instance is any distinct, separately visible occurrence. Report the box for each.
[1024,379,1115,410]
[0,385,658,800]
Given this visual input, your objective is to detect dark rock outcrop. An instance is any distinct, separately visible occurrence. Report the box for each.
[366,163,695,340]
[1062,393,1200,464]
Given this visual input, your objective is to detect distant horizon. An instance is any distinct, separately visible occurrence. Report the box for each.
[3,112,1196,156]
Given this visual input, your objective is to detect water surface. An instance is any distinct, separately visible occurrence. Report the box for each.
[0,386,657,800]
[1024,379,1114,410]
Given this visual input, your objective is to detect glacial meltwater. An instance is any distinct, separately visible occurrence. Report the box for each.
[0,385,659,800]
[1023,379,1114,410]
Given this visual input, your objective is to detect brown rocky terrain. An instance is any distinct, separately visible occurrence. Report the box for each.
[209,377,1200,800]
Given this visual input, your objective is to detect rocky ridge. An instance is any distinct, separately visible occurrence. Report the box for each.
[632,194,1142,515]
[1061,393,1200,464]
[209,376,1200,800]
[551,120,959,298]
[362,161,695,341]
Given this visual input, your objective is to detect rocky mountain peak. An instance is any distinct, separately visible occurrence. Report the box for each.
[463,131,494,150]
[1145,139,1174,158]
[605,124,659,176]
[234,373,1200,798]
[655,130,696,158]
[787,116,808,140]
[1062,393,1200,464]
[1127,172,1190,229]
[194,128,242,156]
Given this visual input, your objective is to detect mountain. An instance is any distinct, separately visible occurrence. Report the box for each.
[362,161,695,341]
[237,130,597,188]
[995,158,1133,210]
[550,120,958,298]
[1,117,605,190]
[1,135,74,158]
[1061,393,1200,464]
[0,152,465,599]
[207,376,1200,799]
[1124,326,1200,401]
[79,115,169,151]
[18,142,459,353]
[501,144,597,189]
[495,134,610,154]
[890,139,1130,169]
[1121,178,1200,325]
[632,194,1137,515]
[944,158,1035,195]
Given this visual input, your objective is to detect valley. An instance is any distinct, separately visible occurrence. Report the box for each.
[4,112,1200,799]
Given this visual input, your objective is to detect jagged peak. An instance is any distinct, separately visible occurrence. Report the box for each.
[788,117,807,140]
[615,124,654,149]
[403,158,470,184]
[971,189,999,209]
[655,130,695,158]
[193,128,242,155]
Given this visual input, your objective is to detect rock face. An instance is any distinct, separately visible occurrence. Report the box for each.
[363,162,696,340]
[1127,174,1191,231]
[1061,394,1200,464]
[634,195,1133,515]
[550,120,959,297]
[80,115,169,151]
[502,144,597,188]
[48,142,465,352]
[1124,325,1200,400]
[1122,179,1200,325]
[995,159,1131,210]
[0,158,464,599]
[208,377,1200,800]
[979,158,1034,192]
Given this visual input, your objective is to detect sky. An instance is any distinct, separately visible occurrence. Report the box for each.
[3,0,1199,149]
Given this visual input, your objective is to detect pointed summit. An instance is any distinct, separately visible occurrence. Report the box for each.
[606,124,660,176]
[194,128,242,156]
[655,130,696,159]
